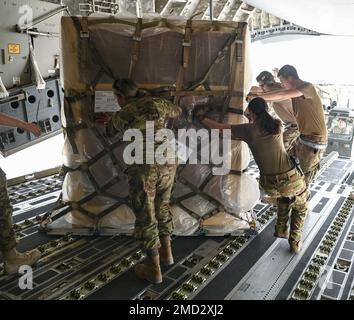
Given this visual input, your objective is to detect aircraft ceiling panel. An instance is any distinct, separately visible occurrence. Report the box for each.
[244,0,354,35]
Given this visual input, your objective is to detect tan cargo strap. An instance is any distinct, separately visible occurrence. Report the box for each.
[236,39,243,63]
[227,108,244,115]
[96,201,124,220]
[60,165,78,174]
[177,176,220,214]
[71,17,87,82]
[65,92,88,103]
[80,16,89,38]
[89,41,115,80]
[186,32,238,91]
[175,173,252,223]
[171,140,249,223]
[71,16,112,84]
[80,16,90,83]
[87,17,136,27]
[41,203,72,223]
[91,69,106,90]
[174,169,252,223]
[90,126,128,173]
[229,169,243,175]
[53,160,129,222]
[85,17,243,34]
[170,199,202,222]
[182,19,192,69]
[220,29,243,121]
[171,187,219,223]
[128,18,142,78]
[63,97,79,154]
[62,122,89,132]
[86,17,186,35]
[174,19,192,105]
[41,192,64,221]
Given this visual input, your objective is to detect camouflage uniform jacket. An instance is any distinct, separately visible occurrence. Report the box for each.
[106,96,181,140]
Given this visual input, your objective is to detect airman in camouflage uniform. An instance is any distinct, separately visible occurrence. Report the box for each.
[0,168,17,252]
[0,113,42,274]
[282,125,300,153]
[199,97,309,253]
[259,169,308,245]
[252,66,328,188]
[106,79,181,283]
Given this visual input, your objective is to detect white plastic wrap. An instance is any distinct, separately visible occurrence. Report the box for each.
[172,181,193,199]
[62,171,95,202]
[112,143,129,172]
[203,174,260,215]
[105,175,130,199]
[81,196,115,214]
[99,204,135,232]
[62,136,81,169]
[229,140,250,172]
[180,164,211,187]
[171,205,199,235]
[89,155,118,187]
[51,17,256,236]
[202,211,251,234]
[64,210,95,227]
[62,129,105,169]
[181,194,217,217]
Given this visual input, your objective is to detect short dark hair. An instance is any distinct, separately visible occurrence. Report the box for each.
[256,71,274,84]
[112,78,138,97]
[277,65,300,80]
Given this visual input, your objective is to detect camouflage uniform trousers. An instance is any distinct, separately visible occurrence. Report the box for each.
[291,138,326,187]
[0,168,17,252]
[283,125,300,153]
[260,167,309,242]
[127,164,177,250]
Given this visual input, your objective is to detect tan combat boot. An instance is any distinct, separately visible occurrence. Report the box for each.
[3,248,41,275]
[134,248,162,284]
[159,235,174,266]
[261,196,278,205]
[274,230,289,239]
[274,225,289,239]
[289,240,302,254]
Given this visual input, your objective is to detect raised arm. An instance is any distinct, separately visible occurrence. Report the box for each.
[201,117,231,131]
[0,113,41,136]
[248,88,303,102]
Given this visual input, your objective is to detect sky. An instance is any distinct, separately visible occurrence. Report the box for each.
[249,34,354,85]
[1,33,354,179]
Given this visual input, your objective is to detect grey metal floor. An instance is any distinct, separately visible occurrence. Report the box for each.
[1,155,354,300]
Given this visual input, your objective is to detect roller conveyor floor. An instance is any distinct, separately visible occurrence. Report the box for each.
[1,153,354,300]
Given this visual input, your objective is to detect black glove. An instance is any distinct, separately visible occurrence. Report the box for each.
[192,104,209,123]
